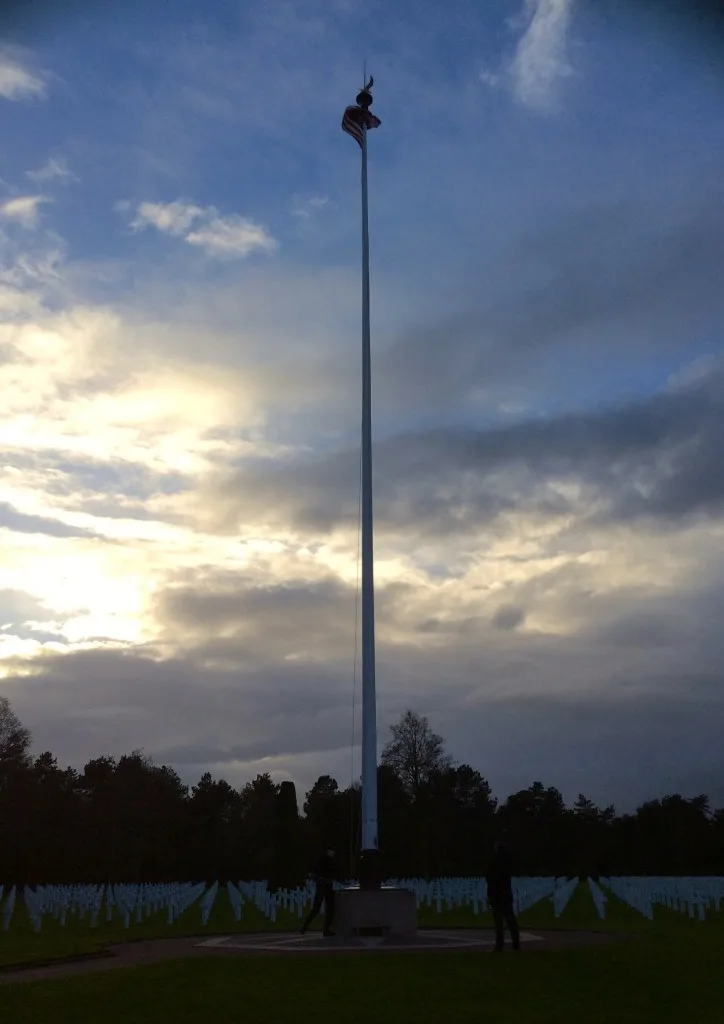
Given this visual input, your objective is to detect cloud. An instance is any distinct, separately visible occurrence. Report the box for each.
[6,560,724,812]
[0,195,49,229]
[201,366,724,546]
[26,159,78,186]
[493,605,526,631]
[479,68,502,90]
[129,200,277,259]
[1,252,722,809]
[131,200,204,237]
[510,0,575,111]
[0,501,103,540]
[290,194,330,220]
[373,174,724,418]
[2,5,724,817]
[0,588,50,627]
[0,51,46,101]
[186,216,277,258]
[480,0,575,112]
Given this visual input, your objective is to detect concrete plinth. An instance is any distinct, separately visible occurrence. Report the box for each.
[335,886,417,940]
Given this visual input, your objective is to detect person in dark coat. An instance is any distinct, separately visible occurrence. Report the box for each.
[300,846,339,937]
[485,841,521,952]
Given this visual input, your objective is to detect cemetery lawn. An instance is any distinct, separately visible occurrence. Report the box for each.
[4,917,724,1024]
[0,882,717,968]
[0,899,298,968]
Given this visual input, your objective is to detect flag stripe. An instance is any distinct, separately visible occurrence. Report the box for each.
[342,105,381,148]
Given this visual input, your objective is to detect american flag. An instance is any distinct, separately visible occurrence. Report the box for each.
[342,105,381,148]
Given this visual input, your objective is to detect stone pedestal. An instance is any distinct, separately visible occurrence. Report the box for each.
[335,886,417,939]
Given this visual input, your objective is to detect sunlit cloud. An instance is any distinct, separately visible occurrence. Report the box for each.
[186,215,277,258]
[131,200,205,236]
[1,0,723,811]
[0,195,50,229]
[128,199,277,258]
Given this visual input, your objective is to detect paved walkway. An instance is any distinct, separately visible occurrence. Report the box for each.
[0,928,633,985]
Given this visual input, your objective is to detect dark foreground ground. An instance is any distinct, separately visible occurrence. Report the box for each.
[0,925,630,982]
[1,886,722,1023]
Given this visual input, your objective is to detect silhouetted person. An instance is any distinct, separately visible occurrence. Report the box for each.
[300,846,338,937]
[485,841,521,952]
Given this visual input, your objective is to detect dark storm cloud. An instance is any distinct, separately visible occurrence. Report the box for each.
[210,366,724,538]
[2,643,359,776]
[594,609,685,649]
[0,500,103,540]
[155,572,419,666]
[492,605,526,631]
[159,575,353,633]
[451,685,724,813]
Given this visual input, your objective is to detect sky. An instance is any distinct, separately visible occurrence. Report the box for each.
[1,0,724,814]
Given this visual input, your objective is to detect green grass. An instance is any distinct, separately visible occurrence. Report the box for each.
[1,880,721,972]
[3,920,724,1024]
[3,884,724,1023]
[0,895,300,968]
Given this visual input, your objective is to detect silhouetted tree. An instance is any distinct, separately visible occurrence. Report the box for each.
[571,794,616,878]
[377,765,412,877]
[631,794,712,875]
[240,773,279,879]
[22,753,79,883]
[381,710,452,798]
[497,782,570,875]
[275,780,303,886]
[0,696,722,882]
[188,772,240,882]
[303,775,351,866]
[414,765,497,877]
[0,696,32,784]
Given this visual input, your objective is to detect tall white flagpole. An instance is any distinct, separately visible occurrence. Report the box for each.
[359,113,379,887]
[352,78,380,890]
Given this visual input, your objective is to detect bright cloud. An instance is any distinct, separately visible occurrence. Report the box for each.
[186,215,277,258]
[129,200,276,258]
[0,52,46,101]
[510,0,575,111]
[0,195,49,229]
[131,200,205,237]
[480,0,575,111]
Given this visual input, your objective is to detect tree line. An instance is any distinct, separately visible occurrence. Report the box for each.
[1,699,722,884]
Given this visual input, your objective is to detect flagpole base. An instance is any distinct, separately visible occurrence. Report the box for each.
[358,848,381,890]
[335,885,417,940]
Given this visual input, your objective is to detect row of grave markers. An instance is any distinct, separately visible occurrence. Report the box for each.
[600,876,724,921]
[1,877,722,932]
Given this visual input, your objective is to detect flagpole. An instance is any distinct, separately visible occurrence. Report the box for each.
[342,77,381,891]
[359,113,379,890]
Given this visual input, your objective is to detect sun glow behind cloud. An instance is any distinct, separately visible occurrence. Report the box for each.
[1,0,724,810]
